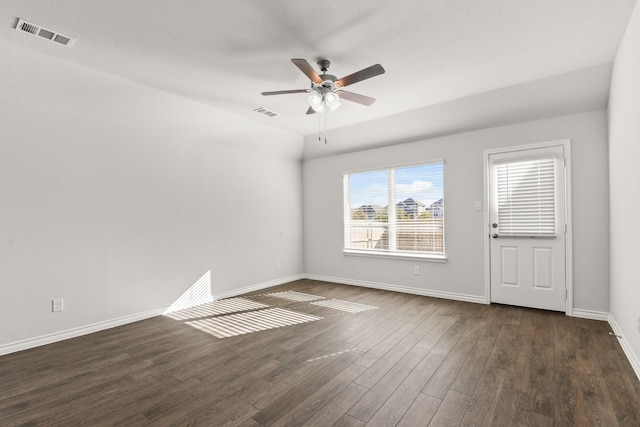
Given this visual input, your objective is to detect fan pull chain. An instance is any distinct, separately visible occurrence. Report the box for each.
[324,112,328,144]
[317,110,328,144]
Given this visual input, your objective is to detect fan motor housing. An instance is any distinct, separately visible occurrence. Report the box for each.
[317,59,331,72]
[312,78,338,94]
[321,74,337,84]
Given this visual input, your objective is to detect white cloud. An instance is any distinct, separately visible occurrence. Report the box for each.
[396,180,435,201]
[396,180,442,206]
[351,180,443,208]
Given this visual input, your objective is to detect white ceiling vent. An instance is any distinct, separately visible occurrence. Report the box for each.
[253,107,279,118]
[15,18,75,47]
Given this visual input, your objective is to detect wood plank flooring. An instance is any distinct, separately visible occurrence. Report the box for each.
[1,279,639,426]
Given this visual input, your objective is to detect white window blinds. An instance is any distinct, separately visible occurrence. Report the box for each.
[344,162,445,256]
[496,157,556,236]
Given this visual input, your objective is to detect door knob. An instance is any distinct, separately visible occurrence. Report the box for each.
[492,223,498,228]
[492,234,499,239]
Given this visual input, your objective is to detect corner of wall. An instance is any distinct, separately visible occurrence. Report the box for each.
[608,314,640,381]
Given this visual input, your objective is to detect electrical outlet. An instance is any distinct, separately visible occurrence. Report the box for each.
[52,298,64,312]
[275,260,280,269]
[637,314,640,333]
[413,266,420,275]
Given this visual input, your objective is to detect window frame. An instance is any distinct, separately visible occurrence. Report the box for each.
[342,160,447,263]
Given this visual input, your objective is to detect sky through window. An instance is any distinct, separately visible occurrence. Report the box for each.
[349,163,443,209]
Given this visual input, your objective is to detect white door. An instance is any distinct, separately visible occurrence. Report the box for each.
[488,144,567,311]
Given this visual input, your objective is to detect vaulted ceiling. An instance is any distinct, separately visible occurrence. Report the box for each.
[0,0,636,158]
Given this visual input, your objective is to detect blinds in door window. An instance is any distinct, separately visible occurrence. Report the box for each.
[496,157,556,236]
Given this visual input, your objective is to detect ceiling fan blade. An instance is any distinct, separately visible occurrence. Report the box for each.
[262,89,310,96]
[338,90,376,106]
[291,58,323,84]
[306,106,317,115]
[336,64,385,87]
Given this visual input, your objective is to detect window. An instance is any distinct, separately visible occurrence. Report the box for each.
[343,161,445,259]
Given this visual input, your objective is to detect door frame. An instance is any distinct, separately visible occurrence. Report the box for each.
[483,139,574,315]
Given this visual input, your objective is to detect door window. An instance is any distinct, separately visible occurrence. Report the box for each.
[494,157,556,237]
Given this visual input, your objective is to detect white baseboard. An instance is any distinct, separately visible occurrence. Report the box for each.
[571,309,610,321]
[608,314,640,382]
[304,274,489,305]
[0,274,306,357]
[209,274,306,301]
[0,308,165,357]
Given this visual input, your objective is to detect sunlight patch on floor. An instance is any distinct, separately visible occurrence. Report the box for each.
[185,308,323,338]
[310,299,378,313]
[165,298,269,321]
[265,291,326,302]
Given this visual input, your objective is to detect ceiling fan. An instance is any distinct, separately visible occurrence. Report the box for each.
[261,58,385,115]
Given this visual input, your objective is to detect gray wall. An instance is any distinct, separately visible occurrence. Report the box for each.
[609,2,640,375]
[303,110,609,313]
[0,44,305,350]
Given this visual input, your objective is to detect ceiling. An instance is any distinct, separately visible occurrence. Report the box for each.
[0,0,637,158]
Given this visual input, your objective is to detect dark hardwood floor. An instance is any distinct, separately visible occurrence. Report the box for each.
[1,279,639,426]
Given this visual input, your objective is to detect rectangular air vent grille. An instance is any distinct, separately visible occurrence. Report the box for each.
[15,18,75,47]
[253,107,279,117]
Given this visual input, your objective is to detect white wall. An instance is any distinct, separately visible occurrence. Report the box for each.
[609,3,640,376]
[0,44,305,351]
[303,111,609,312]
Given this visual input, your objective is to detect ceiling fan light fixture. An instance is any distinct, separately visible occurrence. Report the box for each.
[308,91,341,113]
[308,92,324,112]
[325,92,341,112]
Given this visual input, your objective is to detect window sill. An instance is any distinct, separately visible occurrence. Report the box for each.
[343,249,447,263]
